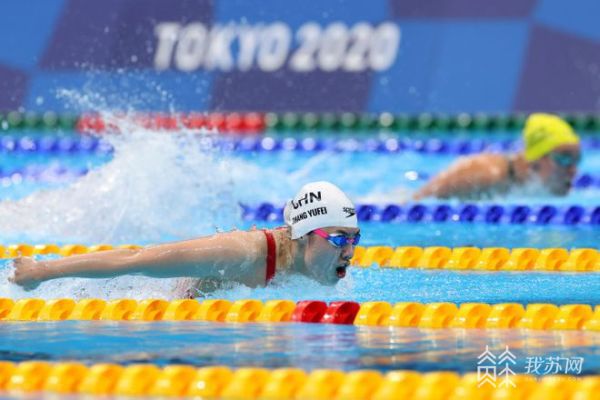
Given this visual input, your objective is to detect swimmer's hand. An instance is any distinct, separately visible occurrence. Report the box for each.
[9,257,43,291]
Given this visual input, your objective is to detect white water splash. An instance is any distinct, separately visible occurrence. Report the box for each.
[203,270,357,302]
[0,130,242,244]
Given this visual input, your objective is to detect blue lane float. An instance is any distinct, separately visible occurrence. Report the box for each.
[1,135,599,156]
[0,165,88,182]
[0,136,112,154]
[224,136,600,155]
[242,203,600,226]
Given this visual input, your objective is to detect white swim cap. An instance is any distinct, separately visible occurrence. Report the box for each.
[284,181,357,239]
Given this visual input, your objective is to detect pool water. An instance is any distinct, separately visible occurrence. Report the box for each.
[1,321,599,374]
[0,128,599,375]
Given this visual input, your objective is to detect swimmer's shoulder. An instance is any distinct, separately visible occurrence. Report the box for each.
[217,229,268,252]
[478,152,509,165]
[217,227,291,260]
[180,227,291,263]
[454,152,507,168]
[452,153,509,176]
[222,226,289,242]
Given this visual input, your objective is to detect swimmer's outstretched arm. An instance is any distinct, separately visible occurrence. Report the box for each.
[11,230,266,288]
[413,154,508,200]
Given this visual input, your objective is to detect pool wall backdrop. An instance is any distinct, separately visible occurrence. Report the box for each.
[0,0,598,113]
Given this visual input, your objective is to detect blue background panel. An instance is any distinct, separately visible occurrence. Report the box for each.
[535,0,600,41]
[214,0,388,26]
[25,71,214,112]
[0,0,597,113]
[0,0,65,70]
[368,21,529,113]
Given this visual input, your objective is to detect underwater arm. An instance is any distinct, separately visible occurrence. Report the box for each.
[11,231,265,287]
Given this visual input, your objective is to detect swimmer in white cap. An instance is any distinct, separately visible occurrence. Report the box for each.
[11,181,360,292]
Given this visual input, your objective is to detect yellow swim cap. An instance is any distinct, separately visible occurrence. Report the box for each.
[523,113,579,161]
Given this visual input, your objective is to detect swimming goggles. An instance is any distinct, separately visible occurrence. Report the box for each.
[312,229,360,248]
[550,152,581,168]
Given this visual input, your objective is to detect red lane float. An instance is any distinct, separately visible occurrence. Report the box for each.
[291,301,328,323]
[321,301,361,325]
[75,112,265,134]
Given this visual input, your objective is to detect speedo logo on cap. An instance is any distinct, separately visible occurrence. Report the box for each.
[291,191,321,209]
[343,207,355,218]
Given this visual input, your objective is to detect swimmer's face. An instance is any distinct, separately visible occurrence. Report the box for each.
[304,226,359,285]
[535,144,581,195]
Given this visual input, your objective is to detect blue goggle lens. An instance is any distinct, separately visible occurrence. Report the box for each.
[551,153,580,167]
[329,233,360,247]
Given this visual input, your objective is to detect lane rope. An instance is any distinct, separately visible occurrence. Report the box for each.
[0,111,599,134]
[2,135,600,155]
[0,298,598,330]
[350,246,599,271]
[243,203,600,225]
[0,361,596,398]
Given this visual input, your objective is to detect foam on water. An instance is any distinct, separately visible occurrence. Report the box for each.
[203,271,357,301]
[0,116,245,298]
[0,130,242,244]
[0,132,329,246]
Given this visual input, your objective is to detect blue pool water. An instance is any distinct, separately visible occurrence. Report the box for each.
[1,322,599,374]
[0,129,599,374]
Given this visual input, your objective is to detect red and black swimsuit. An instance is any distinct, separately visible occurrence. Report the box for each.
[262,229,277,284]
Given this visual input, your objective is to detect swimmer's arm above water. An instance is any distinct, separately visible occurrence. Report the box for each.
[11,230,266,288]
[413,154,509,200]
